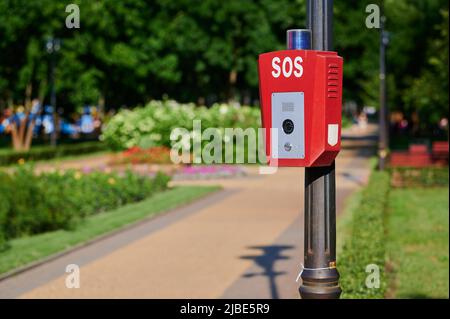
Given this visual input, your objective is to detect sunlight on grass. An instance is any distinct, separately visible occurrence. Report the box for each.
[386,187,449,299]
[336,188,363,256]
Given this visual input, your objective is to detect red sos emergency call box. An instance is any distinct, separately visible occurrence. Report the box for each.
[258,50,343,167]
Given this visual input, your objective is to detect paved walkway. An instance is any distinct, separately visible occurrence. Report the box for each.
[0,124,377,299]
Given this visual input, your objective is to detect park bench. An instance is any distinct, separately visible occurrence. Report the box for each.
[431,141,449,165]
[389,143,432,167]
[409,144,428,154]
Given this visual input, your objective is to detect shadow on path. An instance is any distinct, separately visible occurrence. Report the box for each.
[239,245,293,299]
[340,172,366,186]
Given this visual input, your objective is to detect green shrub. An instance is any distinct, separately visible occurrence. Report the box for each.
[3,166,54,237]
[339,170,390,298]
[341,114,353,128]
[0,166,171,244]
[0,141,106,166]
[0,173,12,250]
[152,171,171,192]
[390,167,449,188]
[100,100,261,151]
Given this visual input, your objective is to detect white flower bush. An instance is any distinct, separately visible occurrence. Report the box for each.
[101,100,261,150]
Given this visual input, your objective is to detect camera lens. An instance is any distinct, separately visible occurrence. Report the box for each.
[282,119,294,134]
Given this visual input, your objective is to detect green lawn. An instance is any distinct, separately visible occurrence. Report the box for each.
[386,187,449,299]
[336,188,363,256]
[0,185,220,276]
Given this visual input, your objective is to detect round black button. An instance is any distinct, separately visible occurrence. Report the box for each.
[282,119,294,134]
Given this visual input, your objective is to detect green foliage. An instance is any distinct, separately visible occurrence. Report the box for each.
[334,0,382,107]
[0,0,447,129]
[0,0,304,108]
[0,173,11,249]
[0,166,170,244]
[100,100,261,150]
[341,114,353,129]
[403,9,449,128]
[339,170,390,298]
[385,1,448,132]
[0,141,106,166]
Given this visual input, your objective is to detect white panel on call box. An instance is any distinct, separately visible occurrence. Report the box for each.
[271,92,305,159]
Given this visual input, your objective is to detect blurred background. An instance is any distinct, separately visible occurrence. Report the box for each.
[0,0,448,299]
[0,0,448,151]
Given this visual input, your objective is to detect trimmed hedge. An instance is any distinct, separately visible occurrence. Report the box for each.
[0,166,170,249]
[339,170,390,298]
[390,167,449,188]
[0,141,107,166]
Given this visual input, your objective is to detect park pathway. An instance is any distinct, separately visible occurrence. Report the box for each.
[0,124,377,299]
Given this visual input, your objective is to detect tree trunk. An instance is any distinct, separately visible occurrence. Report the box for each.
[228,70,237,103]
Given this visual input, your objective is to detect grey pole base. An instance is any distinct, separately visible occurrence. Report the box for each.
[299,268,341,299]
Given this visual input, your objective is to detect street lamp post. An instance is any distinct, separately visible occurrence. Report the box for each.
[46,37,61,147]
[298,0,341,299]
[378,17,389,170]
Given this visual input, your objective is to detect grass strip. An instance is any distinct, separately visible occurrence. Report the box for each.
[0,185,220,275]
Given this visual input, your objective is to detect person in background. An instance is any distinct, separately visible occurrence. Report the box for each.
[79,105,95,134]
[357,111,368,130]
[42,105,55,135]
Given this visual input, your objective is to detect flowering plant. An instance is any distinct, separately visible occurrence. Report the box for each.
[101,100,261,150]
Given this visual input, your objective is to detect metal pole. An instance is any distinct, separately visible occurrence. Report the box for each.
[378,16,388,170]
[298,0,341,299]
[46,37,60,147]
[50,53,57,147]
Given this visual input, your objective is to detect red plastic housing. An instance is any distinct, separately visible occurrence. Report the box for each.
[258,49,343,167]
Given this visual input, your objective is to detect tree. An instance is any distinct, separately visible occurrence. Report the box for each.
[0,0,448,134]
[403,9,449,132]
